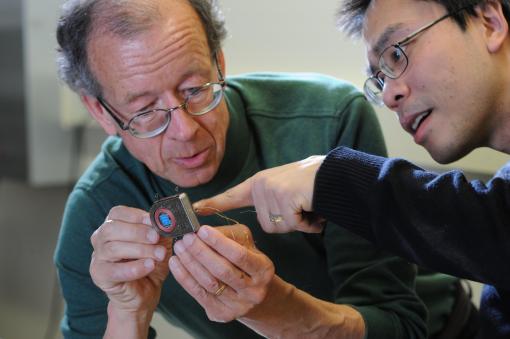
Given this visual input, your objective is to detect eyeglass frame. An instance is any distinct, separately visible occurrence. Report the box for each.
[97,54,226,139]
[364,5,473,106]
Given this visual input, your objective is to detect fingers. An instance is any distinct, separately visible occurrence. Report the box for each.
[106,205,151,225]
[91,256,156,285]
[193,157,324,234]
[193,177,254,215]
[175,231,252,291]
[173,239,229,294]
[91,220,167,261]
[92,206,157,246]
[169,255,237,323]
[176,225,274,291]
[169,226,275,322]
[90,206,171,288]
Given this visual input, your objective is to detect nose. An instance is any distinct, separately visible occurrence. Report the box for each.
[382,77,410,110]
[163,105,200,141]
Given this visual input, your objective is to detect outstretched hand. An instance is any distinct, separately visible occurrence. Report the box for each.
[193,156,326,233]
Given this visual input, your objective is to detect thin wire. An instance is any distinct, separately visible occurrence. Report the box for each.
[198,206,241,225]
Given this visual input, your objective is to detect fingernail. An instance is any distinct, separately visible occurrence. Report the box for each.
[198,226,209,239]
[183,233,195,246]
[154,247,165,260]
[174,241,184,254]
[169,256,179,271]
[144,258,154,269]
[147,230,158,243]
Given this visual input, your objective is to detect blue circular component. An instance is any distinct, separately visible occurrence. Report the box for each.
[159,213,172,228]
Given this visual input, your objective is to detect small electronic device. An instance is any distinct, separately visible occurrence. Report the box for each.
[149,193,200,238]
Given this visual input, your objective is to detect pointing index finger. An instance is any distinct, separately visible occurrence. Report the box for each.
[193,177,254,215]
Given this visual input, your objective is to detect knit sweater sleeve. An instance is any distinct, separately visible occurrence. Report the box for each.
[314,146,510,286]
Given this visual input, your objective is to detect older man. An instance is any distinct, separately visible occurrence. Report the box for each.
[54,0,461,338]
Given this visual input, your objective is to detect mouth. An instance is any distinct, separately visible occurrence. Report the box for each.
[173,148,210,169]
[402,109,432,135]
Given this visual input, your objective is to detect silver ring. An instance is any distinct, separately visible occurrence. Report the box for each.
[269,213,283,223]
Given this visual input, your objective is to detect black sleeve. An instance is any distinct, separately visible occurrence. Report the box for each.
[313,146,510,286]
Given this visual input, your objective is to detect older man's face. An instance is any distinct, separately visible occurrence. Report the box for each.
[87,0,229,187]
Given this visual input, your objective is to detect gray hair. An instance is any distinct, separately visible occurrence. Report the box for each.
[56,0,227,97]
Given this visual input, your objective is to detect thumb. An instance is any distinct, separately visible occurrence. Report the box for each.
[193,177,254,215]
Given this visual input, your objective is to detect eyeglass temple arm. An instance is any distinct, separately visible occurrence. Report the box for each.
[97,97,129,130]
[213,52,225,82]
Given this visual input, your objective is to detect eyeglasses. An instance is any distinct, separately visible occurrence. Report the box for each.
[364,6,471,106]
[97,59,225,139]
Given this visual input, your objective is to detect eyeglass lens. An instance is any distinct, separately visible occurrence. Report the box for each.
[128,83,224,138]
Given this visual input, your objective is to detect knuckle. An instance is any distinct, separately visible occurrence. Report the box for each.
[205,278,221,292]
[97,222,114,241]
[243,285,269,305]
[90,229,99,246]
[237,224,251,236]
[108,205,125,219]
[217,266,234,282]
[193,284,209,301]
[232,246,249,266]
[89,258,98,278]
[103,242,115,258]
[188,241,204,257]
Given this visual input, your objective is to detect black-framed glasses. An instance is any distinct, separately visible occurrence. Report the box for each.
[97,58,225,139]
[364,5,472,106]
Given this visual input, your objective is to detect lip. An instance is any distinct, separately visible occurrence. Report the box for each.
[399,109,432,137]
[173,148,210,169]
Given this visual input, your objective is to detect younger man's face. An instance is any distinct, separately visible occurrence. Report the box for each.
[363,0,502,163]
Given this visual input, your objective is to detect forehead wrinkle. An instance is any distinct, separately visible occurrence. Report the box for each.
[120,27,204,77]
[117,29,210,103]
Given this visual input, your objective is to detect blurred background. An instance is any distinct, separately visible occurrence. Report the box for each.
[0,0,498,338]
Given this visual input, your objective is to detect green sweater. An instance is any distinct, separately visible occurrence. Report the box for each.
[55,73,454,338]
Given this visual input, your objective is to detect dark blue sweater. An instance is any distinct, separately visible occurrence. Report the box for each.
[314,146,510,338]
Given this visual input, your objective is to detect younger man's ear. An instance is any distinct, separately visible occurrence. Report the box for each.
[81,94,118,136]
[477,0,509,53]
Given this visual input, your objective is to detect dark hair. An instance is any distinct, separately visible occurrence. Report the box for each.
[337,0,510,38]
[56,0,227,97]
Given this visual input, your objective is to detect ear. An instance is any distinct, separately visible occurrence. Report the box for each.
[80,94,119,136]
[215,48,226,77]
[476,0,509,53]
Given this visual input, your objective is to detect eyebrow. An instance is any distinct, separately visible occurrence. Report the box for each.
[365,23,404,75]
[372,23,404,55]
[125,91,153,107]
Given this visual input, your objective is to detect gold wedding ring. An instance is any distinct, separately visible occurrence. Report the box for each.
[214,283,227,296]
